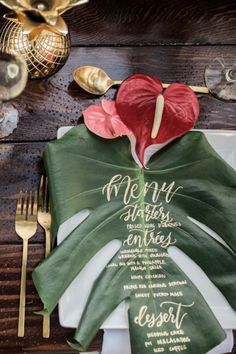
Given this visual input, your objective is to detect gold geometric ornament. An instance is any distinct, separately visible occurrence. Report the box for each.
[0,16,71,79]
[0,0,89,78]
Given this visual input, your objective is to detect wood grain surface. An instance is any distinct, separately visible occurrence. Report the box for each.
[0,0,236,353]
[1,0,236,45]
[0,143,45,244]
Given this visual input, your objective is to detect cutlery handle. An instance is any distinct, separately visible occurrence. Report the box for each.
[115,81,208,93]
[44,229,51,258]
[113,80,123,85]
[43,314,50,338]
[43,229,51,338]
[162,83,209,93]
[18,239,28,337]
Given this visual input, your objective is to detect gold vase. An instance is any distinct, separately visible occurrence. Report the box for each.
[0,17,71,79]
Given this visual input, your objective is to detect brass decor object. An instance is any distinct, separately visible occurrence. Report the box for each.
[73,65,209,95]
[15,191,38,337]
[0,0,89,78]
[37,175,52,338]
[0,15,71,79]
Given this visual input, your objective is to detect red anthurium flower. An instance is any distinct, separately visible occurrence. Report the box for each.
[83,99,131,139]
[116,73,200,166]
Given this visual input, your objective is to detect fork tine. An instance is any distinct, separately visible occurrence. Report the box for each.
[33,191,38,216]
[39,176,44,211]
[29,191,32,216]
[16,191,23,215]
[22,191,28,218]
[45,177,49,212]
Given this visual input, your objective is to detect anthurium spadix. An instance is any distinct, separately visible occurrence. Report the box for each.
[116,74,200,166]
[83,74,199,166]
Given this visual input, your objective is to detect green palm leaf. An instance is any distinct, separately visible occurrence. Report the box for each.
[33,125,236,354]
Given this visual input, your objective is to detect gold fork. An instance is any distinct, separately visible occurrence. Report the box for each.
[38,175,52,338]
[15,190,37,337]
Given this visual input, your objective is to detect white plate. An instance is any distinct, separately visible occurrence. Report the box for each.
[56,128,236,330]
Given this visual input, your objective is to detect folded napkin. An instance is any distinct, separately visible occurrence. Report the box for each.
[33,125,236,354]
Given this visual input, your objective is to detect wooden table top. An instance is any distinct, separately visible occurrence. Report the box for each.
[0,0,236,353]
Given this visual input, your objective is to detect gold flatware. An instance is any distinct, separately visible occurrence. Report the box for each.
[37,175,52,338]
[73,66,122,95]
[15,190,37,337]
[73,66,209,95]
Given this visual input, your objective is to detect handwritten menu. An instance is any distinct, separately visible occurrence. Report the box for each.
[102,174,194,353]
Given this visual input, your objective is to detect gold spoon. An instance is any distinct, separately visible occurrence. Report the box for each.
[73,66,209,95]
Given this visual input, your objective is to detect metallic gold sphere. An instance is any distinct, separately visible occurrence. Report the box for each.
[0,18,71,79]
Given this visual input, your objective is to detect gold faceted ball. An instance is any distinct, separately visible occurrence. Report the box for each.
[0,18,71,79]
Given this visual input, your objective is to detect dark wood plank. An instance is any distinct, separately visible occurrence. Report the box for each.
[66,0,236,45]
[0,243,102,353]
[0,143,44,199]
[0,46,235,142]
[0,143,45,244]
[0,0,236,45]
